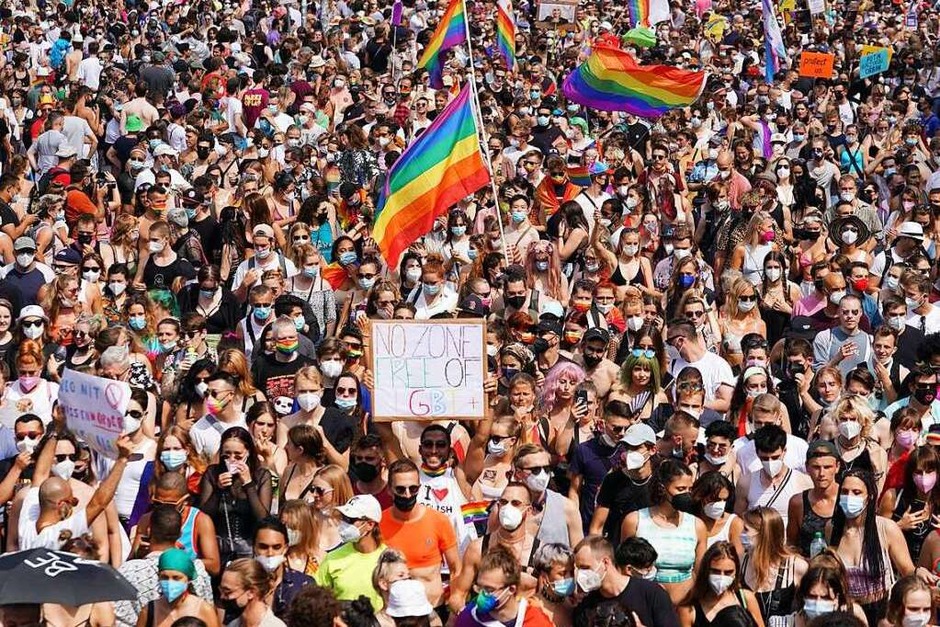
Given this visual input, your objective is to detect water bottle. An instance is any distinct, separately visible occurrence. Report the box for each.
[810,531,827,557]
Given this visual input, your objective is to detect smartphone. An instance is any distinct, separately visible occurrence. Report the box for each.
[911,499,927,514]
[575,389,589,407]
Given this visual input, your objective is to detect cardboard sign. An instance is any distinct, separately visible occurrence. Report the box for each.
[859,48,889,79]
[807,0,825,14]
[59,370,131,459]
[370,319,487,421]
[799,51,835,78]
[861,44,893,63]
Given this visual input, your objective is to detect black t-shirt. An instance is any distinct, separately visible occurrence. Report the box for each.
[250,352,315,408]
[191,213,222,265]
[143,255,196,290]
[897,326,925,371]
[317,407,354,454]
[574,577,679,627]
[0,198,20,232]
[595,469,653,545]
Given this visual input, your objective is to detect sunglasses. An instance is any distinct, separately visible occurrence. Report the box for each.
[125,410,144,420]
[393,485,421,495]
[21,320,44,328]
[55,453,79,462]
[15,432,42,440]
[631,348,656,359]
[520,465,551,475]
[311,486,334,496]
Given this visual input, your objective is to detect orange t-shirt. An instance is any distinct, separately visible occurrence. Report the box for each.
[379,506,457,569]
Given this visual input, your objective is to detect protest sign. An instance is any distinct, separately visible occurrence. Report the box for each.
[859,48,889,79]
[370,319,487,421]
[59,370,131,459]
[799,51,835,78]
[807,0,824,14]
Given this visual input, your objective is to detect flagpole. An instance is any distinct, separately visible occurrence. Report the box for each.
[459,0,510,261]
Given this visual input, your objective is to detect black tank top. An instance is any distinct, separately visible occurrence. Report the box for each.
[892,488,932,560]
[798,491,832,556]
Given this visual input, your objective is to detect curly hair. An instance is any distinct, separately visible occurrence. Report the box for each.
[286,583,344,627]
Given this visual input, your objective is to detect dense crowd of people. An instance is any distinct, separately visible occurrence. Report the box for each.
[3,0,940,626]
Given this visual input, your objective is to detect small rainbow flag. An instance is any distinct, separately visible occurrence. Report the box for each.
[417,0,467,89]
[562,47,706,117]
[567,165,592,188]
[496,0,515,70]
[461,501,491,527]
[373,85,490,267]
[627,0,669,27]
[321,263,348,290]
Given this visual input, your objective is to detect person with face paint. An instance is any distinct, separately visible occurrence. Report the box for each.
[134,548,220,627]
[572,535,678,627]
[189,373,247,460]
[677,541,764,627]
[379,459,460,610]
[829,468,926,627]
[452,545,553,627]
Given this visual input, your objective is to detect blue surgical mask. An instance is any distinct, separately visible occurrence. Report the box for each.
[160,450,188,470]
[339,251,358,266]
[451,225,466,237]
[359,277,376,290]
[304,266,320,278]
[160,579,188,603]
[679,274,695,289]
[128,316,146,331]
[185,206,197,219]
[423,283,441,297]
[335,397,357,410]
[552,578,574,597]
[199,288,216,300]
[253,306,272,320]
[511,210,527,223]
[293,316,305,331]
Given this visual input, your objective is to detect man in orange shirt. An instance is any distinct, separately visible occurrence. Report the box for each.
[379,459,460,614]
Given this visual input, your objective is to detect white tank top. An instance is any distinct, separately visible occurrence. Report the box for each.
[706,513,738,548]
[747,468,800,527]
[742,243,773,286]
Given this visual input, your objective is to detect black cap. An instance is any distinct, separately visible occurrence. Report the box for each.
[785,316,815,342]
[180,188,205,207]
[458,294,489,317]
[583,328,610,345]
[536,313,563,336]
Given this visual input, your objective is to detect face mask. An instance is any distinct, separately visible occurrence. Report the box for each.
[907,296,922,311]
[915,471,937,494]
[358,277,376,291]
[205,394,229,416]
[402,267,423,284]
[552,578,574,597]
[762,458,783,477]
[575,566,605,592]
[451,225,467,237]
[839,494,866,518]
[671,492,695,513]
[625,196,639,210]
[393,492,418,511]
[293,316,306,331]
[895,429,917,449]
[704,452,727,466]
[524,469,551,493]
[123,415,142,435]
[16,253,34,267]
[293,390,322,411]
[160,580,188,603]
[16,437,38,454]
[339,251,358,266]
[888,314,905,331]
[627,316,645,332]
[625,451,647,471]
[535,260,550,272]
[286,528,302,547]
[335,397,357,410]
[828,291,845,306]
[475,588,506,614]
[52,458,76,481]
[719,169,731,180]
[840,191,856,203]
[338,521,362,543]
[253,306,271,321]
[674,248,691,260]
[622,244,639,257]
[487,438,507,456]
[803,599,836,619]
[423,283,441,297]
[851,277,869,293]
[255,247,273,260]
[19,375,40,392]
[110,282,127,296]
[320,360,343,378]
[678,274,696,289]
[352,461,379,482]
[841,230,858,245]
[498,504,524,531]
[596,302,614,315]
[765,268,781,282]
[738,299,756,313]
[256,554,285,572]
[703,500,726,520]
[838,420,862,440]
[914,386,937,406]
[776,167,790,178]
[161,450,188,470]
[506,294,526,310]
[708,574,734,595]
[903,612,932,627]
[149,240,165,253]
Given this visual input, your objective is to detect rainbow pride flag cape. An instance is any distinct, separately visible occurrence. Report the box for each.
[417,0,467,89]
[373,85,490,267]
[562,47,706,117]
[496,0,515,70]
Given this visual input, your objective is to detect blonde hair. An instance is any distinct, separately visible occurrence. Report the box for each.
[313,464,354,505]
[280,500,321,559]
[294,365,324,390]
[724,277,759,319]
[218,348,259,397]
[827,394,875,441]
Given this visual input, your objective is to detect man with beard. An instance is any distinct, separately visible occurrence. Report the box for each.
[415,425,476,554]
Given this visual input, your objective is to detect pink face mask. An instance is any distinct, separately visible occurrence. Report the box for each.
[761,229,775,243]
[895,429,918,450]
[19,375,40,393]
[914,471,938,495]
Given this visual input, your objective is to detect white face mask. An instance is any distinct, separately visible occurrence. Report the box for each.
[704,452,727,466]
[320,359,343,378]
[498,504,524,531]
[195,381,209,398]
[623,244,639,256]
[15,253,34,267]
[16,437,38,454]
[575,566,605,592]
[297,392,321,411]
[708,574,734,595]
[841,230,858,245]
[887,315,905,331]
[52,458,76,480]
[761,458,783,477]
[839,420,862,440]
[765,268,782,282]
[487,439,507,456]
[23,324,44,340]
[673,248,691,260]
[625,451,647,471]
[109,282,127,296]
[524,469,551,493]
[256,554,285,572]
[803,599,836,619]
[123,415,142,435]
[286,528,302,547]
[82,270,100,283]
[738,299,757,313]
[703,500,727,520]
[149,240,165,253]
[627,316,645,332]
[902,612,932,627]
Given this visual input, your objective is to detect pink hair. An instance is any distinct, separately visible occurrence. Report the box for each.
[538,361,586,413]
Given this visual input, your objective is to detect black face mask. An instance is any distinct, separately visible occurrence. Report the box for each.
[813,278,825,293]
[197,147,211,160]
[506,294,526,310]
[77,233,93,246]
[393,492,418,511]
[583,353,603,368]
[220,597,245,617]
[914,387,937,406]
[352,461,380,483]
[671,492,695,513]
[531,337,550,354]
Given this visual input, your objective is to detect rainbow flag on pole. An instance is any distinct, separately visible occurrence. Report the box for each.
[417,0,467,89]
[627,0,670,27]
[562,47,706,117]
[373,85,490,267]
[496,0,515,70]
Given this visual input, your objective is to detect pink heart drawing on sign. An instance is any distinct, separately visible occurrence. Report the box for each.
[104,384,124,410]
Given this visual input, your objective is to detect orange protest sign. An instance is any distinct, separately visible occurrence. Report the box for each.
[799,51,835,78]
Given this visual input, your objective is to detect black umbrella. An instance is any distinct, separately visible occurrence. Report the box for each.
[0,549,137,605]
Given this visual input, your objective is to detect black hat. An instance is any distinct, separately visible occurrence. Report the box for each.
[458,294,489,317]
[583,328,611,345]
[785,316,815,342]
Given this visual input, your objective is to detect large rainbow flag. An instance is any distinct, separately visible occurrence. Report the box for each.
[417,0,467,89]
[496,0,515,70]
[562,47,706,117]
[373,85,490,267]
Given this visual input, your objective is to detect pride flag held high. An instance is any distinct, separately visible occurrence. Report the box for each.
[496,0,515,70]
[562,46,706,118]
[373,85,490,267]
[417,0,467,89]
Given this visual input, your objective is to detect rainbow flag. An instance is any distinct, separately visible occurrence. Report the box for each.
[321,263,348,290]
[496,0,515,70]
[562,47,706,117]
[567,165,592,187]
[373,85,490,267]
[627,0,669,27]
[461,500,491,526]
[417,0,467,89]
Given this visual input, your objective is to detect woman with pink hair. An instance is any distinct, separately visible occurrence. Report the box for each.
[538,361,588,459]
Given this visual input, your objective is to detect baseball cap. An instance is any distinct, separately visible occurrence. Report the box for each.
[458,294,489,317]
[153,144,179,157]
[770,133,787,145]
[252,224,275,239]
[336,495,382,523]
[13,236,36,252]
[180,188,205,207]
[583,328,610,345]
[536,313,563,336]
[806,439,840,461]
[926,424,940,446]
[784,316,815,342]
[55,145,78,159]
[589,161,611,176]
[167,207,188,228]
[53,247,82,266]
[622,423,656,446]
[386,580,434,618]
